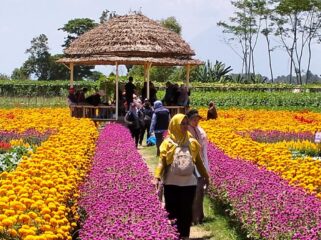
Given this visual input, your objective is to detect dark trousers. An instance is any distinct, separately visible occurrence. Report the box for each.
[139,122,151,145]
[130,128,140,147]
[164,185,196,238]
[155,132,164,156]
[192,177,205,224]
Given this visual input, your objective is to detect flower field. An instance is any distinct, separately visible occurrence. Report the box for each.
[199,109,321,239]
[79,123,178,240]
[2,107,321,239]
[0,108,98,239]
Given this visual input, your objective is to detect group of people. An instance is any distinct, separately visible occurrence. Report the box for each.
[68,87,103,106]
[154,109,211,239]
[163,81,191,106]
[123,92,217,238]
[124,99,170,150]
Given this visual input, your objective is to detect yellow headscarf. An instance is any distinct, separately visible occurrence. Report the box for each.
[159,114,200,165]
[168,113,190,146]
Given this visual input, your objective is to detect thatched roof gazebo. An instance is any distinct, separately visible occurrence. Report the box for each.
[58,14,203,120]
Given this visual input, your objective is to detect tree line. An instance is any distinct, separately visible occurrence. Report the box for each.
[218,0,321,84]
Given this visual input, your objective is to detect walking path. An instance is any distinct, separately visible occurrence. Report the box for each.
[137,144,247,240]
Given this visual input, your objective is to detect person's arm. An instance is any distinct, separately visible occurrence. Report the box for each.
[150,113,156,134]
[154,155,167,179]
[195,149,209,188]
[124,112,132,125]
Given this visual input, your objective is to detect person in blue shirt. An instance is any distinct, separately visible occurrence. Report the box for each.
[150,100,170,156]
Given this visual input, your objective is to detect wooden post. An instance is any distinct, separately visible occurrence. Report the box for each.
[147,63,152,99]
[70,63,74,88]
[144,63,148,100]
[115,62,119,121]
[186,64,191,88]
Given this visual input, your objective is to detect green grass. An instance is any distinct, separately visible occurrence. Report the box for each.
[200,197,248,240]
[0,97,67,108]
[137,143,158,173]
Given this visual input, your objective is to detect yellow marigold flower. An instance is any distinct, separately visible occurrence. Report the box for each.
[41,207,51,215]
[1,218,13,227]
[7,228,18,237]
[18,214,30,224]
[28,211,38,219]
[4,209,15,216]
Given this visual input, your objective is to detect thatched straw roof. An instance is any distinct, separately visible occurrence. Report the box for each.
[64,14,195,58]
[57,55,203,66]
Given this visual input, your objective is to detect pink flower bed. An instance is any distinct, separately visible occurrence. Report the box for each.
[79,123,178,240]
[207,143,321,239]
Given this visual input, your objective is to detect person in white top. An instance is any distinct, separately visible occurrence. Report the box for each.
[187,109,209,224]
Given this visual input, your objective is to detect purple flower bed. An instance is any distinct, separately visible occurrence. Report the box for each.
[207,143,321,239]
[238,130,314,143]
[0,129,53,145]
[79,123,178,240]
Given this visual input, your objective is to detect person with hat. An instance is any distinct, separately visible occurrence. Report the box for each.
[186,109,209,225]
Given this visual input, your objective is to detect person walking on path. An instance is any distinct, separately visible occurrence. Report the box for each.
[125,76,136,109]
[150,100,170,156]
[154,114,210,239]
[187,109,210,225]
[124,103,143,148]
[139,100,154,145]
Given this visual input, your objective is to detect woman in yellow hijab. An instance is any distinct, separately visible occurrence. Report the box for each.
[155,114,209,239]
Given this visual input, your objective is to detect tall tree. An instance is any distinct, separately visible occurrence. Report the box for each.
[11,67,29,80]
[0,73,10,80]
[24,34,51,80]
[59,18,98,80]
[259,0,276,82]
[218,0,265,79]
[59,18,97,48]
[273,0,321,84]
[160,16,182,35]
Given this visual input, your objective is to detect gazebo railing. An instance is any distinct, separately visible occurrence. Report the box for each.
[69,105,187,121]
[70,105,117,120]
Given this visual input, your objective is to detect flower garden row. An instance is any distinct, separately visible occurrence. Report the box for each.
[199,109,321,239]
[0,109,177,239]
[79,123,178,240]
[200,109,321,195]
[0,109,98,239]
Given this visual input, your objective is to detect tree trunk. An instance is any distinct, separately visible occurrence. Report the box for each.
[265,35,274,82]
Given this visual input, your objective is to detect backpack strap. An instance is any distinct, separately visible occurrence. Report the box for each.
[167,137,192,147]
[167,138,178,147]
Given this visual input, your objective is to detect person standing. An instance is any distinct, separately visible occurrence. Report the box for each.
[187,109,209,224]
[150,101,170,156]
[207,101,218,120]
[162,81,174,106]
[139,100,154,145]
[125,76,136,109]
[154,114,209,239]
[124,103,143,148]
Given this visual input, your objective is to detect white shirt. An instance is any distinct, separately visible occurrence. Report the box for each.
[188,125,209,177]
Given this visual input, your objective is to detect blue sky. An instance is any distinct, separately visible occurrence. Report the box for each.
[1,0,321,78]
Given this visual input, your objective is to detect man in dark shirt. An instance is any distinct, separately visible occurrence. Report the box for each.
[125,77,136,109]
[150,100,170,156]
